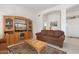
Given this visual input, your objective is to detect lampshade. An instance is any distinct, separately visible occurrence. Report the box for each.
[44,22,47,26]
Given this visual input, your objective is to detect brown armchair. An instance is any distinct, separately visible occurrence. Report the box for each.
[36,30,65,48]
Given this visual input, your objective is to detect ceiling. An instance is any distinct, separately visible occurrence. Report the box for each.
[0,4,58,14]
[1,4,79,14]
[19,4,58,13]
[67,4,79,12]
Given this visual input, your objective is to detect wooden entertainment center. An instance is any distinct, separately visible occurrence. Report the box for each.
[3,16,32,46]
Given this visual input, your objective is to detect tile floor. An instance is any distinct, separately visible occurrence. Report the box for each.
[48,37,79,54]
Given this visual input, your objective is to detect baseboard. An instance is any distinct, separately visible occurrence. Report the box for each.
[68,36,79,39]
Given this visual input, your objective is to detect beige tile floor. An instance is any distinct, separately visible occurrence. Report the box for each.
[48,37,79,54]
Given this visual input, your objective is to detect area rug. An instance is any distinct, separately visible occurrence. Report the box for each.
[8,43,66,54]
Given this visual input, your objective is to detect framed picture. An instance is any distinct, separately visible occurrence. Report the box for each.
[50,21,58,26]
[50,21,58,30]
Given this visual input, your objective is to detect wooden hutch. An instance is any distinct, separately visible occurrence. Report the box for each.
[3,16,32,46]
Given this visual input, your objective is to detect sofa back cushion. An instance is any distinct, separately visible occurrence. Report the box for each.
[53,30,63,37]
[41,30,54,36]
[41,30,64,37]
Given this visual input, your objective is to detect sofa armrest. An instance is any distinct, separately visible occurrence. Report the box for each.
[59,35,65,41]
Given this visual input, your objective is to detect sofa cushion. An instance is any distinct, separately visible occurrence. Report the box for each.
[41,30,54,36]
[53,31,62,37]
[41,30,54,33]
[41,30,63,37]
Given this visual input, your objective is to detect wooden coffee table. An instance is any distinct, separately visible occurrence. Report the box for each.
[24,39,48,54]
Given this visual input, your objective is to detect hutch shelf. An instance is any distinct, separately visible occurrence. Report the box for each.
[3,16,32,46]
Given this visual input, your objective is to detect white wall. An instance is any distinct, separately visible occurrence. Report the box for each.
[35,14,44,32]
[44,11,61,30]
[0,5,35,39]
[37,5,75,35]
[67,11,79,37]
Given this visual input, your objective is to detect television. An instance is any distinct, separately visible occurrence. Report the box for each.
[15,20,27,32]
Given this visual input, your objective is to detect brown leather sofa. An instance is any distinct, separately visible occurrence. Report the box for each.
[36,30,65,48]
